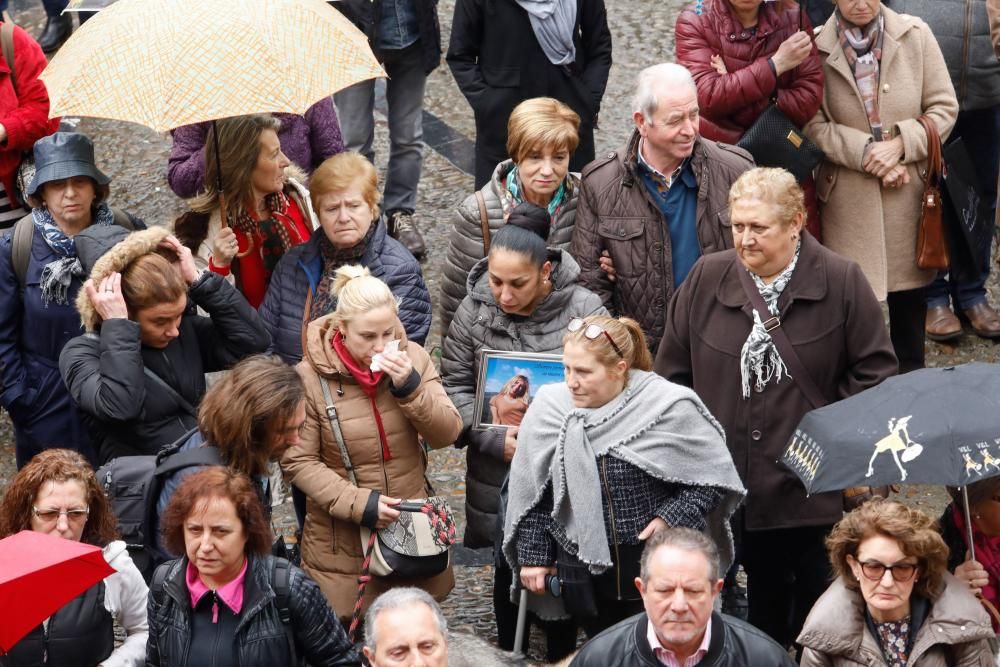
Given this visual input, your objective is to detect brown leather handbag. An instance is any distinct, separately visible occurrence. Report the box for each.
[915,116,949,270]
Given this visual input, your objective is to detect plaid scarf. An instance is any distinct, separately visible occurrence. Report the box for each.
[837,10,886,140]
[309,222,377,321]
[33,202,116,306]
[231,191,302,282]
[739,240,801,399]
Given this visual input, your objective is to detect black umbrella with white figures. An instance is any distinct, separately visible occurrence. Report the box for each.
[781,362,1000,559]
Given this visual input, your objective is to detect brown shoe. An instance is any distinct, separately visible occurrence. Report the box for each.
[925,304,962,341]
[963,302,1000,339]
[387,210,426,259]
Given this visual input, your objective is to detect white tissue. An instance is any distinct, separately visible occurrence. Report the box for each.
[370,339,400,372]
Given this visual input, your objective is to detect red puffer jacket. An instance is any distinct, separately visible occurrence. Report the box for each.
[0,24,59,203]
[675,0,824,240]
[675,0,823,144]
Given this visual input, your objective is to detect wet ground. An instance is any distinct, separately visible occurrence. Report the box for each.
[0,0,997,663]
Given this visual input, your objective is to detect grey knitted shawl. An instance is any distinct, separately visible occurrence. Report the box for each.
[502,370,745,593]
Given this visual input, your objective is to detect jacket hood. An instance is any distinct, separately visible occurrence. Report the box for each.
[76,224,132,274]
[467,248,584,310]
[76,226,172,332]
[303,311,411,379]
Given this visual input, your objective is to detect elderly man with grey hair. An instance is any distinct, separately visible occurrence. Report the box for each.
[569,528,795,666]
[364,588,530,667]
[570,62,753,355]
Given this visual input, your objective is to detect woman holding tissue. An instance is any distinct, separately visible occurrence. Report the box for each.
[281,265,463,619]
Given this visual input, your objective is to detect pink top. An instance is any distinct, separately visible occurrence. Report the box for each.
[186,558,248,623]
[647,616,712,667]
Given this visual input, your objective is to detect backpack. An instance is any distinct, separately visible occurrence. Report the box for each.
[95,427,221,581]
[150,556,299,666]
[10,208,135,294]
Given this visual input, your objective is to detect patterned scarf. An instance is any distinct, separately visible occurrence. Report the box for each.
[836,10,886,140]
[739,240,801,399]
[504,165,568,221]
[309,222,377,321]
[33,202,116,306]
[230,191,302,282]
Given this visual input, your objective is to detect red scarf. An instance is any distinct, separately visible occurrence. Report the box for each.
[332,331,392,462]
[951,504,1000,631]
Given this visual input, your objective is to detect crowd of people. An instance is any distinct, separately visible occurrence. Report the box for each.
[1,0,1000,665]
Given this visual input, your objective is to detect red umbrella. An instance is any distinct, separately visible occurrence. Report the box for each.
[0,530,115,654]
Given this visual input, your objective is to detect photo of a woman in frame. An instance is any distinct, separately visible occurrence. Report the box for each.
[489,374,530,427]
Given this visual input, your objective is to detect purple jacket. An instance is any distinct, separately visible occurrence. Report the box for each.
[167,98,345,198]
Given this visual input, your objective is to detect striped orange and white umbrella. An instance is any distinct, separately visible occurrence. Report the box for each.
[40,0,384,132]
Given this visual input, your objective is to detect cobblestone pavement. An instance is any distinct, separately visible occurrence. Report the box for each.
[0,0,998,662]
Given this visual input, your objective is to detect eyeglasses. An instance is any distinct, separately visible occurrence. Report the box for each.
[32,506,90,523]
[856,559,919,583]
[568,318,624,359]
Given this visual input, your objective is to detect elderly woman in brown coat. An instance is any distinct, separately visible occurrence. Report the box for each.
[282,265,462,620]
[803,0,958,373]
[655,168,898,650]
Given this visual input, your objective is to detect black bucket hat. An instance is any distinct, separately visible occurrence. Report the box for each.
[27,132,111,196]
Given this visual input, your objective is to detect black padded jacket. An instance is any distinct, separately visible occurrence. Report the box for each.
[146,554,361,667]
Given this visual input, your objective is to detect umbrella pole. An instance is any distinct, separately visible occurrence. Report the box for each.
[962,485,977,563]
[212,119,227,229]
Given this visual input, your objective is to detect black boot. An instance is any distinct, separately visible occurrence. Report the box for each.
[38,14,72,54]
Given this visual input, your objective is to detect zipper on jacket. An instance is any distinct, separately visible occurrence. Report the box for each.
[600,457,622,600]
[960,0,973,104]
[42,622,48,665]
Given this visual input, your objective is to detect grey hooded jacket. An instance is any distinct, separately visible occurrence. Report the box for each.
[440,249,606,547]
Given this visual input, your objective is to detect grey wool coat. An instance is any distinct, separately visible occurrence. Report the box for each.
[438,159,580,336]
[440,249,606,548]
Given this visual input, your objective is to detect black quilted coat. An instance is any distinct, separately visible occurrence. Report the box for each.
[146,554,361,667]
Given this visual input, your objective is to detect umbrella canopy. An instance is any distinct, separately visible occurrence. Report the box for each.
[782,363,1000,494]
[40,0,383,132]
[0,530,114,653]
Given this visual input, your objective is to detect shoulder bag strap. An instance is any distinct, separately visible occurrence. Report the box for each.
[143,366,198,417]
[271,558,299,666]
[12,213,33,294]
[735,266,827,409]
[475,190,491,255]
[154,445,223,476]
[1,21,16,96]
[917,115,943,188]
[319,377,357,486]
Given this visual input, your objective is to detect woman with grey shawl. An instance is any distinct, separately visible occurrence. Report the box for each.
[502,314,745,636]
[0,132,143,468]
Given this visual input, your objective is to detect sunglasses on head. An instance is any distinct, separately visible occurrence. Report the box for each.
[567,318,624,359]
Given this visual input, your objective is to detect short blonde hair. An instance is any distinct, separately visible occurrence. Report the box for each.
[563,316,653,372]
[506,98,580,165]
[310,152,380,219]
[728,167,806,227]
[826,498,949,599]
[331,264,399,327]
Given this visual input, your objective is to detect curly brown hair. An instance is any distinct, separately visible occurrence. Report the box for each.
[159,467,272,557]
[198,354,304,477]
[0,449,118,547]
[826,498,949,599]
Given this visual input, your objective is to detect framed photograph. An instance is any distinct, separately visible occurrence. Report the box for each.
[473,350,564,430]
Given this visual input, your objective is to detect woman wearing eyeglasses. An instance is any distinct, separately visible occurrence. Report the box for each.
[502,314,746,637]
[798,498,995,665]
[656,167,898,648]
[0,448,148,667]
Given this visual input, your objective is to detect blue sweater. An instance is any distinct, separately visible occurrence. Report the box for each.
[259,218,432,364]
[637,158,700,288]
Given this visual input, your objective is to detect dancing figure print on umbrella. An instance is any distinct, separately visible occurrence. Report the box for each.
[981,448,1000,472]
[964,451,984,478]
[866,416,924,482]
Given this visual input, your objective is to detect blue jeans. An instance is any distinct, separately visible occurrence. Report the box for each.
[926,106,1000,310]
[333,41,425,214]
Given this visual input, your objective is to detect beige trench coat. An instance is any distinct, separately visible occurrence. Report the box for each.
[804,6,958,300]
[282,315,462,620]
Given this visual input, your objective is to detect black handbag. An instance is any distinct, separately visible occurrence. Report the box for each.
[736,8,824,182]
